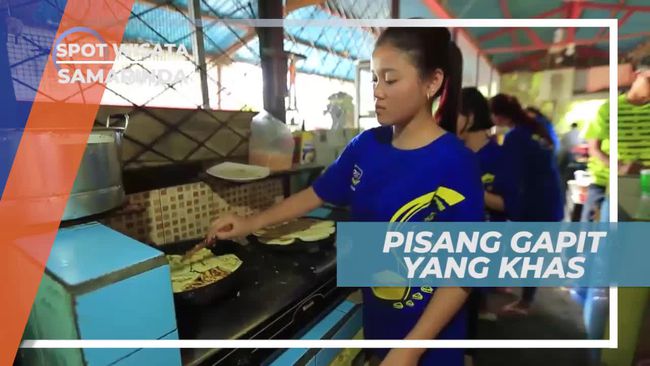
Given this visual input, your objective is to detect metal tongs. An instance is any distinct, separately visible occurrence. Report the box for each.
[181,225,232,260]
[181,224,233,260]
[182,237,213,261]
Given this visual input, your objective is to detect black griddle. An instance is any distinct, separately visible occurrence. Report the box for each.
[156,240,251,306]
[247,217,336,253]
[177,242,351,366]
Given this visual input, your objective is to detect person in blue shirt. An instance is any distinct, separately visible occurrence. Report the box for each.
[489,94,564,316]
[525,106,560,156]
[457,88,502,362]
[208,27,484,366]
[458,87,507,223]
[489,94,564,222]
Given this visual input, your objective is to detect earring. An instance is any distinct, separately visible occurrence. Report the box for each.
[426,92,431,100]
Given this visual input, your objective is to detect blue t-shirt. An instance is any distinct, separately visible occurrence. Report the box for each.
[500,126,564,221]
[313,127,484,366]
[536,115,560,155]
[476,140,507,222]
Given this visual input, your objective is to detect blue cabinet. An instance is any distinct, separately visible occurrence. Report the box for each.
[270,300,363,366]
[21,222,181,366]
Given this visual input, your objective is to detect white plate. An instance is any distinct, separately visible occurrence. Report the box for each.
[206,162,271,182]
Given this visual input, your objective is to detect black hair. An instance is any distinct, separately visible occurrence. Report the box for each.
[375,27,462,133]
[634,55,650,71]
[525,106,550,121]
[571,122,578,128]
[490,94,553,146]
[460,87,493,132]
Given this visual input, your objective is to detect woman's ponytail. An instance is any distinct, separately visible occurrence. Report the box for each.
[435,42,462,133]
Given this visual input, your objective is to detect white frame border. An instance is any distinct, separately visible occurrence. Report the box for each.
[21,17,618,350]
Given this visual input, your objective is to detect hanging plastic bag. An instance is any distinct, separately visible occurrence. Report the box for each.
[249,110,295,171]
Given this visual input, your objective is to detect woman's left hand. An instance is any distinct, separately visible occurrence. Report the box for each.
[379,348,422,366]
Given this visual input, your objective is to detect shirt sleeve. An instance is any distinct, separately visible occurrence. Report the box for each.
[499,131,527,221]
[491,146,509,198]
[542,117,561,155]
[584,101,609,141]
[311,134,361,206]
[436,151,485,222]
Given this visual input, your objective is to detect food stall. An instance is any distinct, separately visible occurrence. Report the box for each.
[16,106,362,366]
[8,0,650,365]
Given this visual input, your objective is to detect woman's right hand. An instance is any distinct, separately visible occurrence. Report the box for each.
[207,213,258,241]
[206,188,323,242]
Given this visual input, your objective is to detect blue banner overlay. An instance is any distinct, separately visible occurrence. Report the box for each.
[1,2,65,194]
[336,222,650,287]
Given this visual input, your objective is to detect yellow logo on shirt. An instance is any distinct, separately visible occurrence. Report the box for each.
[481,173,494,184]
[351,164,363,190]
[372,186,466,307]
[482,173,495,192]
[388,186,465,223]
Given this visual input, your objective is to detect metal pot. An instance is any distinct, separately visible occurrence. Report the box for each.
[62,114,129,220]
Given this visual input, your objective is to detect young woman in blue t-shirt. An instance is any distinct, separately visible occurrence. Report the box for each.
[487,94,563,223]
[457,88,503,350]
[208,27,484,366]
[488,94,564,316]
[458,87,507,223]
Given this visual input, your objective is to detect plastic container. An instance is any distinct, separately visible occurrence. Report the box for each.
[574,170,594,186]
[567,180,589,204]
[634,170,650,220]
[641,169,650,193]
[248,110,295,171]
[297,131,315,164]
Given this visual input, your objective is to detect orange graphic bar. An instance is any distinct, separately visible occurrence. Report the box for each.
[0,1,135,364]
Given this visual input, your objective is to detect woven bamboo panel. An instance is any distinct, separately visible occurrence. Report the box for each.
[94,106,255,169]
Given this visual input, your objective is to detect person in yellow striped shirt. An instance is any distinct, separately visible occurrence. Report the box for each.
[581,57,650,222]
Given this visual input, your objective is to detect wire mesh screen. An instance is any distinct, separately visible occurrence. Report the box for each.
[7,25,57,102]
[6,0,389,165]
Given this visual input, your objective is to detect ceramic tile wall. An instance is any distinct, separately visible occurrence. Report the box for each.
[101,189,164,245]
[102,178,284,245]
